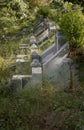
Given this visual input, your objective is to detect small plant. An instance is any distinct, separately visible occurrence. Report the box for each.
[38,6,51,18]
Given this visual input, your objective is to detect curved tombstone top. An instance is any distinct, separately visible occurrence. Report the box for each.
[30,35,36,43]
[31,43,38,49]
[44,18,49,27]
[31,59,41,67]
[44,18,49,23]
[31,51,41,62]
[49,22,56,30]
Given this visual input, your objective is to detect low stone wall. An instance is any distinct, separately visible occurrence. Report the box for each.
[11,68,42,92]
[11,51,42,92]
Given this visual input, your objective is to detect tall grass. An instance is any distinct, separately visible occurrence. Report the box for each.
[0,82,84,130]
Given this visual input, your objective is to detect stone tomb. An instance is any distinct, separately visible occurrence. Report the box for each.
[30,35,36,45]
[11,75,32,92]
[11,50,42,91]
[30,43,38,53]
[49,22,56,31]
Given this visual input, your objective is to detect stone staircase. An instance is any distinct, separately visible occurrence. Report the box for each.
[41,43,56,63]
[42,43,69,65]
[11,17,71,91]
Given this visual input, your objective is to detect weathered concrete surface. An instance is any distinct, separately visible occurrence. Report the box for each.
[11,75,32,92]
[43,55,70,88]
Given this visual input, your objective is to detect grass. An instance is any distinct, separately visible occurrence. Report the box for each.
[0,34,83,130]
[0,81,84,130]
[0,7,84,130]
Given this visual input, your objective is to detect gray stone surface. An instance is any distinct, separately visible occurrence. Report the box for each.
[31,59,41,67]
[30,35,36,45]
[11,76,22,92]
[41,43,56,60]
[43,56,70,88]
[42,42,69,64]
[42,43,70,88]
[11,75,32,91]
[49,22,56,31]
[31,43,38,53]
[12,21,74,90]
[31,51,41,62]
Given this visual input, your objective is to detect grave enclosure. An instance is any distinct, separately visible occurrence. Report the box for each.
[11,17,79,91]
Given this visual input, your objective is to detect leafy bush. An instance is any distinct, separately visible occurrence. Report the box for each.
[0,83,84,130]
[51,0,64,8]
[0,56,13,84]
[59,5,84,50]
[38,6,51,18]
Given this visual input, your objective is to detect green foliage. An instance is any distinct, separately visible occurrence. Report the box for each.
[51,0,64,8]
[0,84,84,130]
[0,0,36,36]
[38,6,51,18]
[29,0,52,7]
[59,6,84,49]
[62,1,73,12]
[0,57,11,83]
[0,41,19,58]
[0,1,83,130]
[64,0,84,8]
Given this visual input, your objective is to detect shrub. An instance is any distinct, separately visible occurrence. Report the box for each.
[59,5,84,50]
[38,6,51,18]
[0,56,11,84]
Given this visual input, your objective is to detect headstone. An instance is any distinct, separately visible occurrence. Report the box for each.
[30,35,36,45]
[31,59,41,67]
[11,75,32,90]
[31,51,41,62]
[56,30,65,50]
[44,18,49,28]
[49,22,56,31]
[11,75,22,92]
[31,43,38,53]
[31,59,42,86]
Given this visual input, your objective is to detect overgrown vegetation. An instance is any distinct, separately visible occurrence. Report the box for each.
[0,0,84,129]
[0,84,84,130]
[59,4,84,50]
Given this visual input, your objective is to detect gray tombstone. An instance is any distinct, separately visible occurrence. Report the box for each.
[31,51,41,62]
[56,30,65,51]
[31,43,38,53]
[11,75,22,92]
[49,22,56,31]
[30,35,36,45]
[11,75,32,91]
[31,59,42,86]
